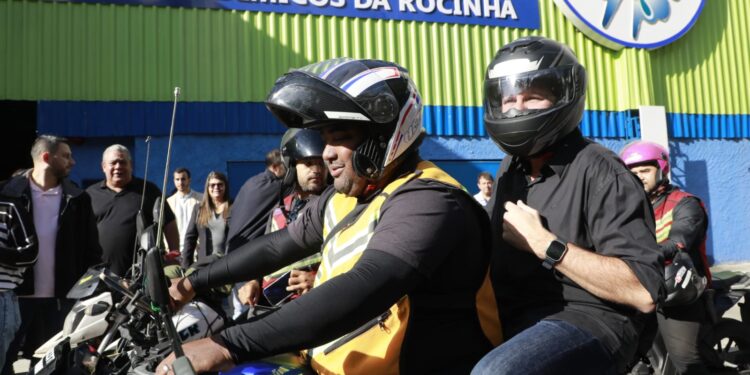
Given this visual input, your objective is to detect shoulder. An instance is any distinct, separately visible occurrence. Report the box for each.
[137,179,162,197]
[238,171,280,194]
[85,180,107,195]
[0,175,29,197]
[61,178,84,198]
[571,141,640,192]
[669,188,705,214]
[382,178,469,215]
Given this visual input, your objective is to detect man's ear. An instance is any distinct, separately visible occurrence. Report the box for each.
[41,151,51,163]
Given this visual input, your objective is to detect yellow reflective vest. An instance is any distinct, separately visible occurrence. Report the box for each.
[307,160,502,374]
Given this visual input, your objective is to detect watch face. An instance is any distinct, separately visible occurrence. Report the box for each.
[546,240,567,261]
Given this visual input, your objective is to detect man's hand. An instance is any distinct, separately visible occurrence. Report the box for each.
[156,336,234,374]
[169,277,196,311]
[503,200,556,259]
[287,269,315,295]
[238,280,261,306]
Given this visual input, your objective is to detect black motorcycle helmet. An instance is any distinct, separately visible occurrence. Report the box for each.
[0,200,38,267]
[484,36,587,157]
[265,58,425,181]
[664,251,707,307]
[280,128,326,189]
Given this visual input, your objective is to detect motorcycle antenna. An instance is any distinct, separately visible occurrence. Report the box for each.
[155,87,180,251]
[130,135,153,278]
[146,87,197,374]
[140,136,152,213]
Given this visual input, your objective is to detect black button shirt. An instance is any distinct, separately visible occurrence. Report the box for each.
[487,130,664,366]
[87,178,175,276]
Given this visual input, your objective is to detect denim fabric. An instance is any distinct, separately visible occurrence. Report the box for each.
[0,291,21,368]
[472,319,616,375]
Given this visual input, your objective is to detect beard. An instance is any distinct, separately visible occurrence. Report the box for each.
[333,173,367,197]
[52,164,70,179]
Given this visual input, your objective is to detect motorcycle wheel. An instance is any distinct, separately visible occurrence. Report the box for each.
[710,318,750,373]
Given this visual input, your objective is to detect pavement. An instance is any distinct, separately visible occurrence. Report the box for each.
[10,262,750,374]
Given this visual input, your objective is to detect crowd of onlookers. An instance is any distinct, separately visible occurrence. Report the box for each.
[0,126,339,371]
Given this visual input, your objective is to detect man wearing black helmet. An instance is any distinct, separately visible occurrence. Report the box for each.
[161,58,501,374]
[236,128,328,307]
[473,36,664,374]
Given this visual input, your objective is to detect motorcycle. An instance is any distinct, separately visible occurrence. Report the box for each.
[629,268,750,374]
[30,235,223,375]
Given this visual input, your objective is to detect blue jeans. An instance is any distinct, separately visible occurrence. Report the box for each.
[0,291,20,369]
[472,319,616,375]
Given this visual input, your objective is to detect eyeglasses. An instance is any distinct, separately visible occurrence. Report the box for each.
[209,183,225,189]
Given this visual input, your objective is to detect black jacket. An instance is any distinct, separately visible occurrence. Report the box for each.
[225,170,282,252]
[0,173,103,298]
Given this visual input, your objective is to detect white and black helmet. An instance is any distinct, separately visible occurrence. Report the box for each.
[265,58,424,180]
[484,36,587,157]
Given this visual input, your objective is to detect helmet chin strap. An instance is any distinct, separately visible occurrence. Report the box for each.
[647,169,668,198]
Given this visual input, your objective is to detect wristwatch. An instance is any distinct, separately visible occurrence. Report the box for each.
[542,239,568,270]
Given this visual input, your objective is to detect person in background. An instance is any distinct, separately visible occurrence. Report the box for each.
[1,135,101,373]
[0,196,36,370]
[167,167,202,257]
[225,150,286,252]
[86,144,178,277]
[182,171,230,268]
[225,149,286,318]
[237,128,328,308]
[473,36,664,374]
[474,171,494,207]
[621,140,711,375]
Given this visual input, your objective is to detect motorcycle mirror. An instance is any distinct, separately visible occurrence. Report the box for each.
[144,247,171,312]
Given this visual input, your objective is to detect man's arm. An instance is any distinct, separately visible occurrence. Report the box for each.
[82,193,103,267]
[659,196,707,260]
[503,201,656,313]
[181,220,198,269]
[169,229,317,306]
[161,250,423,372]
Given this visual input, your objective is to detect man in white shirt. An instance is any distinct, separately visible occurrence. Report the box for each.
[473,171,494,207]
[166,168,202,258]
[1,135,102,372]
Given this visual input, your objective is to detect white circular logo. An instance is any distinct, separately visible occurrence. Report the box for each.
[553,0,705,49]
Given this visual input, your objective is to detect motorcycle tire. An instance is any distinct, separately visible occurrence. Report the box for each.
[709,318,750,374]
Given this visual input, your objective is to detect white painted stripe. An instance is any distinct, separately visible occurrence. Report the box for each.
[342,67,401,97]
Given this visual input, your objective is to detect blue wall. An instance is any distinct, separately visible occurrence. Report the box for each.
[67,133,749,265]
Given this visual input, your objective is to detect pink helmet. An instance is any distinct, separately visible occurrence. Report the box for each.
[619,140,670,175]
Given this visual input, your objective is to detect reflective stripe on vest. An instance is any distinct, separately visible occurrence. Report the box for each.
[653,188,711,283]
[308,160,501,374]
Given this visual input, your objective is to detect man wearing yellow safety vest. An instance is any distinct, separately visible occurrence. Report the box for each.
[621,140,711,374]
[161,58,502,374]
